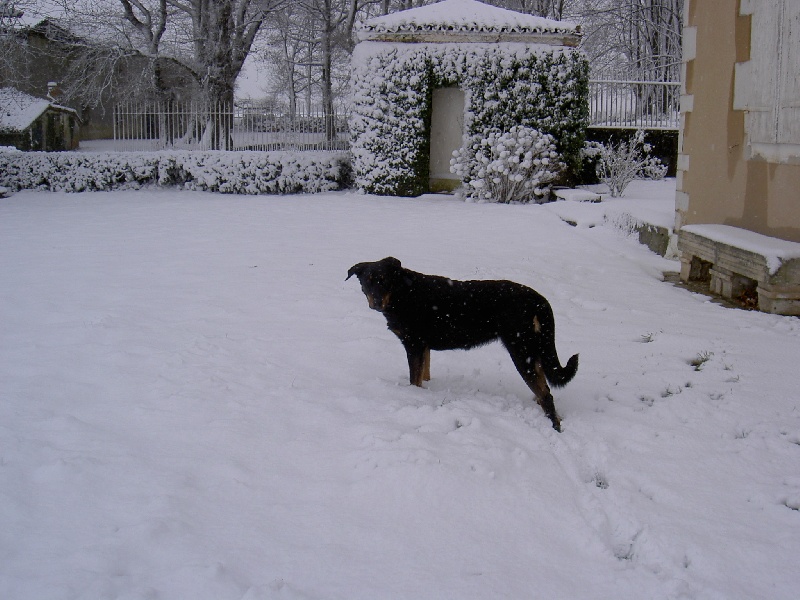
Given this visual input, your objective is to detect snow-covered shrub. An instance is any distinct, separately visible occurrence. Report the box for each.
[0,151,351,194]
[451,126,562,203]
[640,153,668,181]
[350,43,588,196]
[348,48,433,197]
[588,130,667,197]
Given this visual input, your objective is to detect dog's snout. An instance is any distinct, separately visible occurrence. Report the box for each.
[366,292,390,311]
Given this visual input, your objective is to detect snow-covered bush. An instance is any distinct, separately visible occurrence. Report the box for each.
[349,47,434,197]
[587,130,667,197]
[451,126,562,203]
[0,151,351,194]
[350,43,588,196]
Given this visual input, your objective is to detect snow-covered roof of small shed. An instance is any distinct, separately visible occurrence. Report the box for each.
[356,0,580,44]
[0,87,77,133]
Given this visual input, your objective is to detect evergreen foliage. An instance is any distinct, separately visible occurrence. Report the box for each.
[350,43,589,197]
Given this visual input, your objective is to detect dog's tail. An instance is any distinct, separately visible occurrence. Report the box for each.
[537,303,579,388]
[546,352,579,388]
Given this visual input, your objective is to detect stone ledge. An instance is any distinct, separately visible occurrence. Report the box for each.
[637,222,671,257]
[677,225,800,315]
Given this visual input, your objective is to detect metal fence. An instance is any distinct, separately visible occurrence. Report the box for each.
[588,79,680,130]
[113,101,349,151]
[113,80,680,151]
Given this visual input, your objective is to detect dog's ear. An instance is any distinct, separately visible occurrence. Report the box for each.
[382,257,402,270]
[346,262,368,281]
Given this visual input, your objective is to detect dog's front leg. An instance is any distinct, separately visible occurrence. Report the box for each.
[422,347,431,382]
[404,342,427,387]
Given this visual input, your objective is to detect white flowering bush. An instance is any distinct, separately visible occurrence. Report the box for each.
[0,150,351,194]
[451,126,562,203]
[588,130,667,197]
[350,43,588,196]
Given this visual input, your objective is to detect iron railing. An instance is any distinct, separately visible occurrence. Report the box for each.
[588,79,680,130]
[113,102,349,151]
[113,80,680,151]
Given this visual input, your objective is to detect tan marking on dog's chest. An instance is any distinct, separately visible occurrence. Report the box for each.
[533,315,542,333]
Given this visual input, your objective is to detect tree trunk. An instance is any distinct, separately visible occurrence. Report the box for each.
[320,0,336,146]
[196,1,236,149]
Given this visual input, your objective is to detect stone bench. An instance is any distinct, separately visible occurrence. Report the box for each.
[677,224,800,315]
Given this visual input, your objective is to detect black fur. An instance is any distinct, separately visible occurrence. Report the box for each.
[347,257,578,431]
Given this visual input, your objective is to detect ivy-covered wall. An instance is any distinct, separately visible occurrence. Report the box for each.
[350,42,589,197]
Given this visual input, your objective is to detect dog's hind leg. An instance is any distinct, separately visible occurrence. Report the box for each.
[503,335,562,432]
[530,359,561,432]
[422,347,431,382]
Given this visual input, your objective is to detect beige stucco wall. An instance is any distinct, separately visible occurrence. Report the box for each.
[676,0,800,242]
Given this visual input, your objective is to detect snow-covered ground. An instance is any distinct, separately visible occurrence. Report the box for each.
[1,180,798,600]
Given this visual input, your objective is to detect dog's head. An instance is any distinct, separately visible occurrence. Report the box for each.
[346,256,403,312]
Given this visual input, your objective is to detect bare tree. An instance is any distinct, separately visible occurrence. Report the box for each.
[566,0,682,81]
[262,4,321,115]
[261,1,378,137]
[0,0,24,23]
[299,0,349,140]
[48,0,283,106]
[483,0,568,19]
[0,0,26,83]
[122,0,284,106]
[440,1,683,77]
[36,0,284,147]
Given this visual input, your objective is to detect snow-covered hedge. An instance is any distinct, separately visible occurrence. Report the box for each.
[350,42,589,196]
[0,150,351,194]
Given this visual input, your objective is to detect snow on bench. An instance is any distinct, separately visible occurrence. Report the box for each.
[678,224,800,315]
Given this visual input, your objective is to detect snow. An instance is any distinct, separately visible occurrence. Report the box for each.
[351,39,573,62]
[546,179,677,231]
[1,179,799,599]
[0,87,77,132]
[356,0,577,38]
[681,224,800,275]
[0,87,52,132]
[554,188,601,202]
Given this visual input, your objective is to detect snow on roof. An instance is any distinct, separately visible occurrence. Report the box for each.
[356,0,579,42]
[0,87,77,133]
[30,17,113,46]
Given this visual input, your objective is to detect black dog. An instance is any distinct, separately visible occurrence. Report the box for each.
[347,257,578,431]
